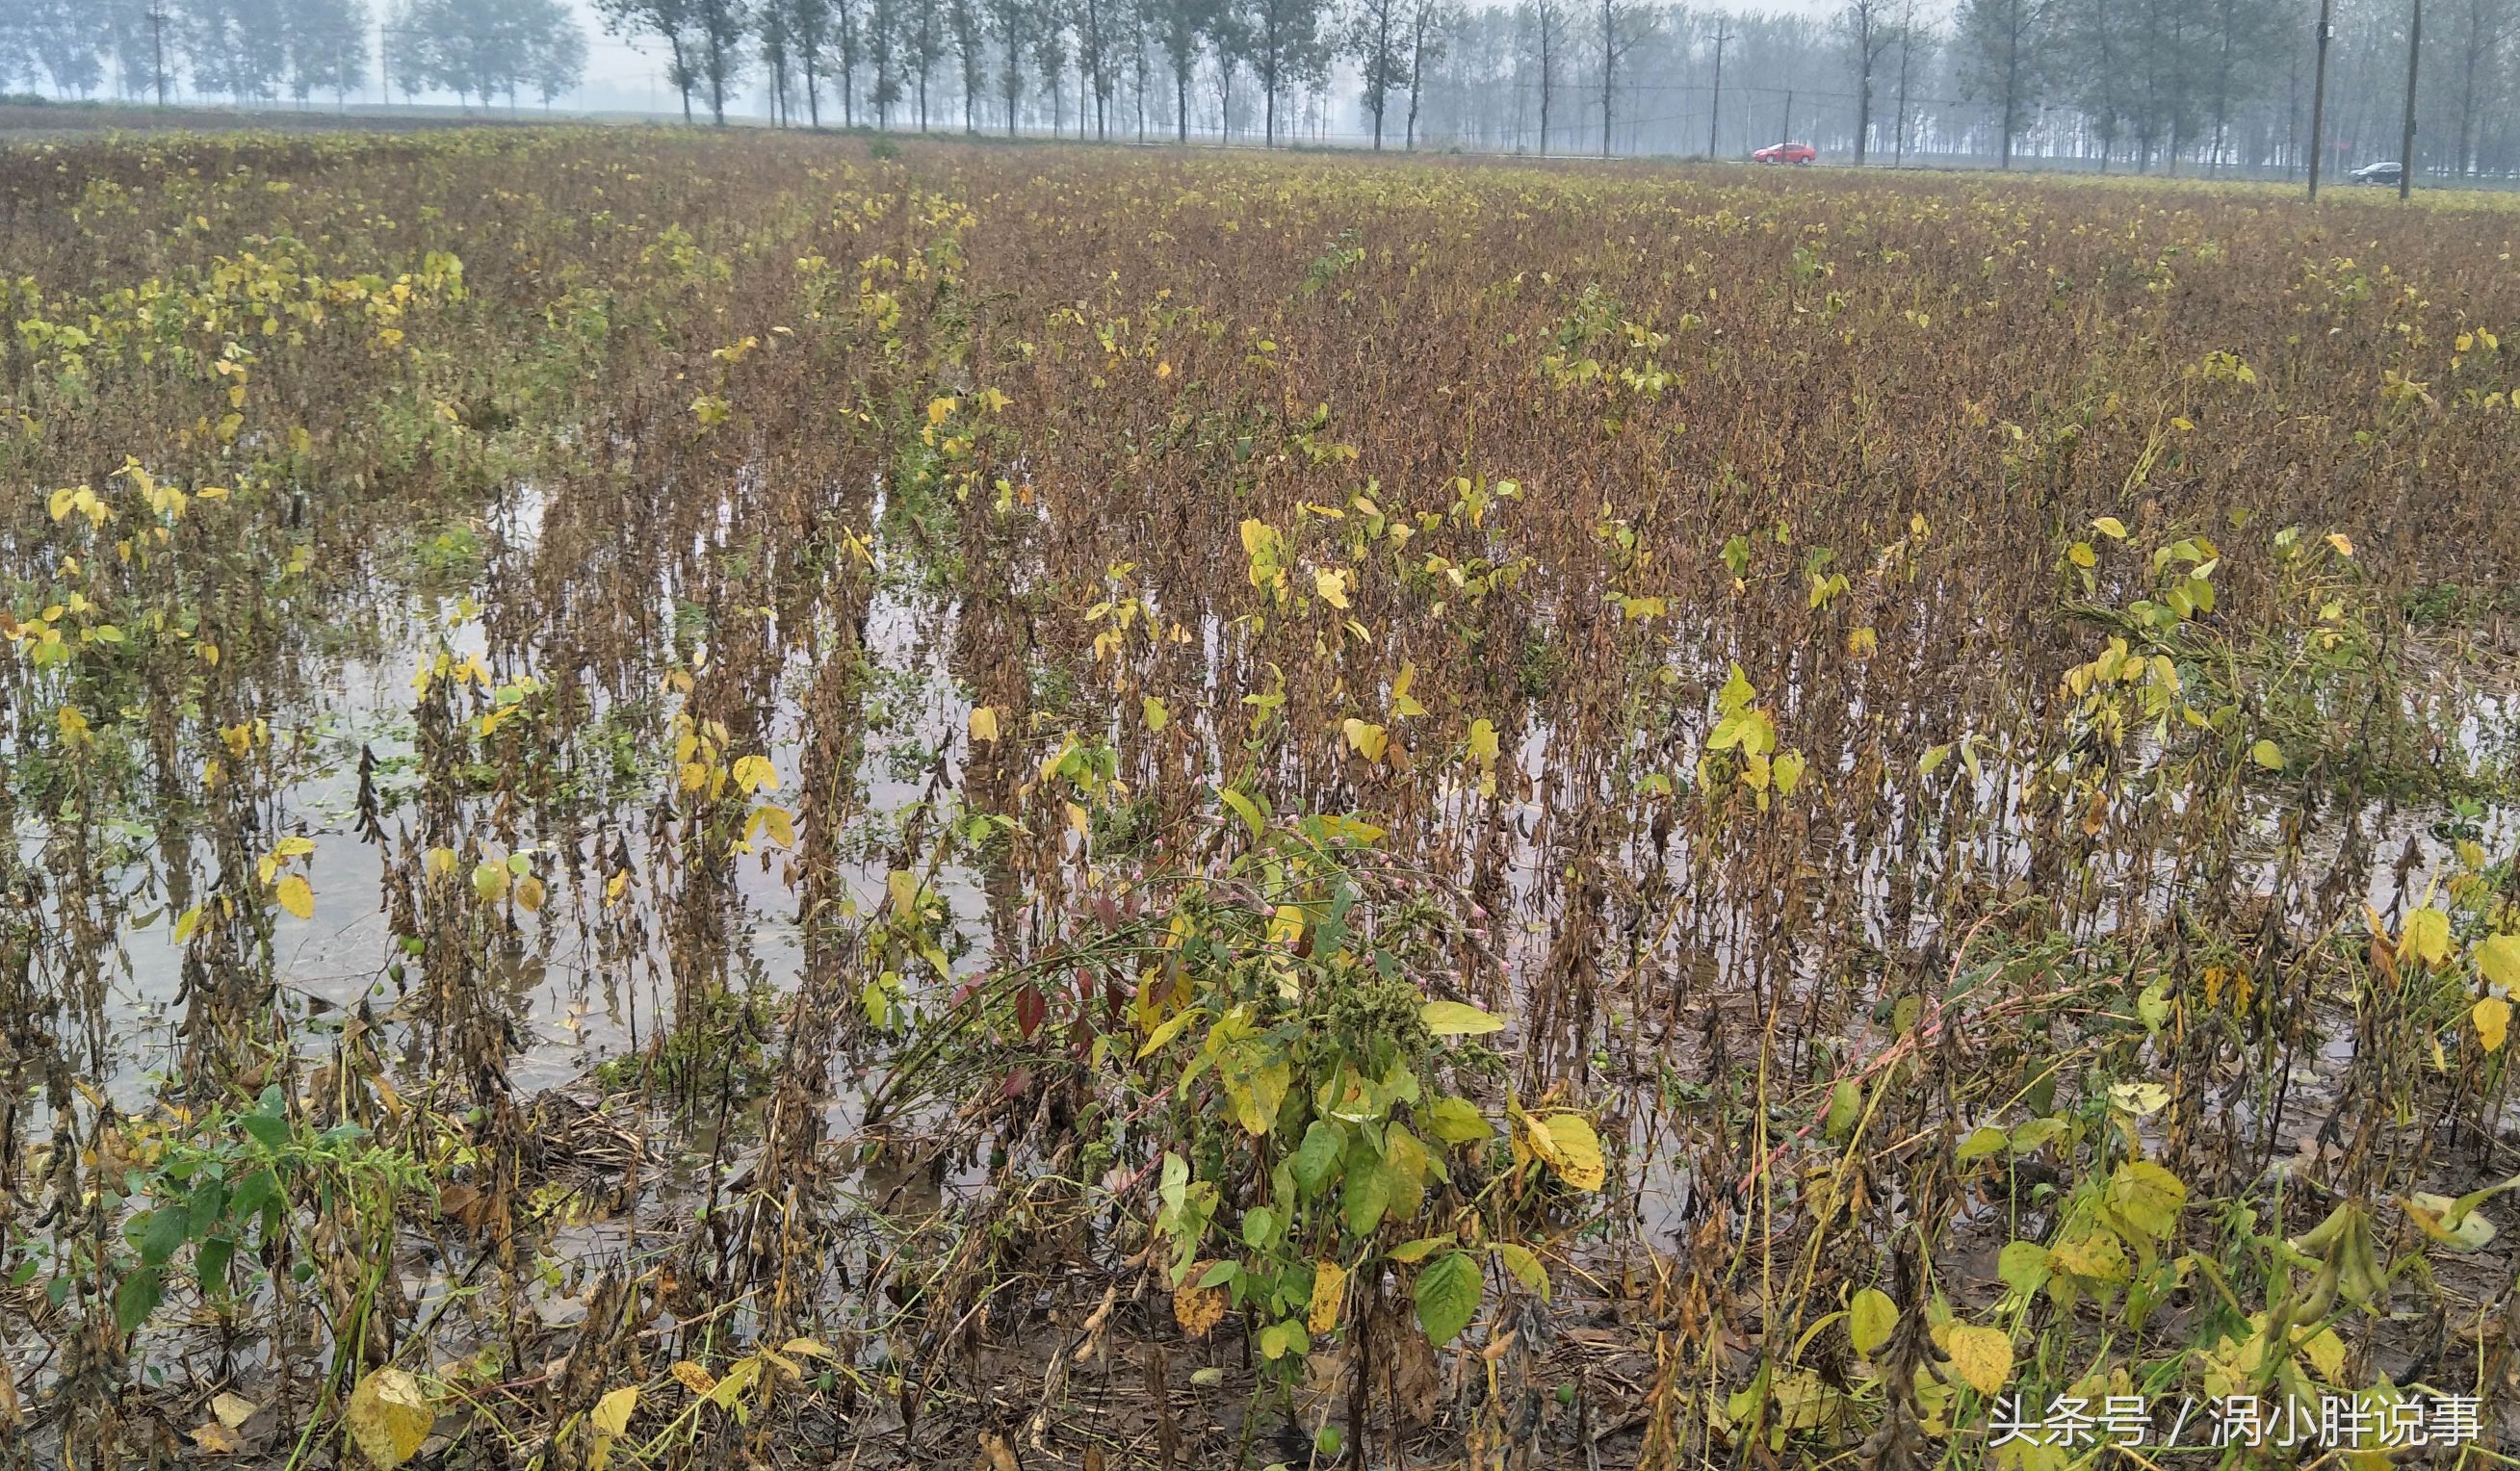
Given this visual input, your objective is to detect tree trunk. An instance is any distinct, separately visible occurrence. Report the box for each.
[1598,0,1611,158]
[1405,7,1426,150]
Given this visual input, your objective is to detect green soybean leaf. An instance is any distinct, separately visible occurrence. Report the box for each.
[1414,1251,1483,1346]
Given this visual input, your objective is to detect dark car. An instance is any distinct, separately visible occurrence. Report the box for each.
[2350,161,2403,186]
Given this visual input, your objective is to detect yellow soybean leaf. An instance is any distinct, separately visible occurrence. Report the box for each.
[1943,1325,2013,1397]
[2475,996,2509,1052]
[1341,718,1389,761]
[1307,1260,1347,1333]
[273,875,314,921]
[2403,907,2451,967]
[1540,1115,1606,1192]
[589,1386,637,1437]
[968,706,1000,743]
[343,1368,433,1469]
[2481,934,2520,990]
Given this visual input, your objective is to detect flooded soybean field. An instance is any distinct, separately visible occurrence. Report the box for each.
[4,128,2520,1468]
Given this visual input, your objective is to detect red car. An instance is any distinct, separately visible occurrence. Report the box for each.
[1753,142,1817,165]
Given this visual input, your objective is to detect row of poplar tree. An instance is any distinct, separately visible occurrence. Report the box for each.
[0,0,586,113]
[5,0,2513,178]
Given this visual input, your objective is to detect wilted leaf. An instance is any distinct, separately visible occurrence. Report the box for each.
[1942,1325,2013,1397]
[344,1367,433,1469]
[589,1386,637,1437]
[2403,907,2452,967]
[2475,996,2509,1052]
[1307,1260,1347,1333]
[2109,1082,2169,1117]
[273,875,314,920]
[1174,1269,1228,1338]
[2480,934,2520,991]
[669,1360,718,1398]
[1537,1114,1606,1191]
[2404,1193,2498,1251]
[2105,1160,2189,1242]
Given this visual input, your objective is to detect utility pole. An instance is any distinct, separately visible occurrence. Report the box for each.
[149,4,169,107]
[2308,0,2334,197]
[2398,0,2423,199]
[1782,89,1793,149]
[1707,23,1730,158]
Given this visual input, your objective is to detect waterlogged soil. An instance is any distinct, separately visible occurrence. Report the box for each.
[6,128,2520,1468]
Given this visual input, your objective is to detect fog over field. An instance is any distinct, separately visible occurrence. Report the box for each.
[5,0,2516,177]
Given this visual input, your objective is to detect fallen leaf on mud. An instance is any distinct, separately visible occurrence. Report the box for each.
[344,1367,433,1469]
[974,1430,1021,1470]
[436,1183,481,1225]
[190,1422,244,1455]
[210,1392,256,1429]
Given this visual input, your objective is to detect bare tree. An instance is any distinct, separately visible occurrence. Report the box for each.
[779,0,831,125]
[1154,0,1208,139]
[1245,0,1330,146]
[1955,0,2047,167]
[1349,0,1404,147]
[1596,0,1653,157]
[986,0,1024,132]
[1403,0,1448,149]
[2451,0,2516,175]
[1523,0,1566,153]
[909,0,940,127]
[947,0,983,129]
[870,0,897,125]
[1838,0,1897,163]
